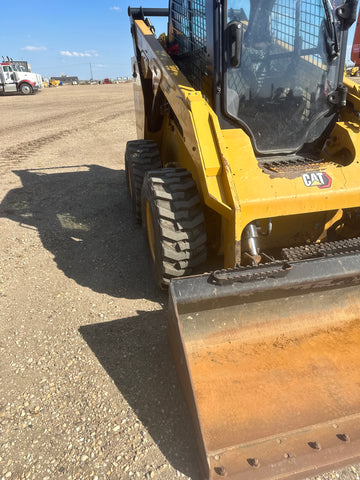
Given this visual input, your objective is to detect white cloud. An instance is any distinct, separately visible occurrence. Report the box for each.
[110,6,121,11]
[86,50,99,57]
[22,46,47,51]
[60,50,98,57]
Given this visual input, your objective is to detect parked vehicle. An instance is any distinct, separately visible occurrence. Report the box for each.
[49,78,61,87]
[0,58,43,95]
[348,13,360,76]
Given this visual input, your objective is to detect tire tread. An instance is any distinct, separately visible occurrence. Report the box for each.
[141,168,207,288]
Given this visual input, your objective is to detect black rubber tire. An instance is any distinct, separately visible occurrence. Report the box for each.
[356,70,360,77]
[141,168,207,289]
[125,140,161,222]
[19,82,33,95]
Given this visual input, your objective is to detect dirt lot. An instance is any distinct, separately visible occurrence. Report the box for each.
[0,84,359,480]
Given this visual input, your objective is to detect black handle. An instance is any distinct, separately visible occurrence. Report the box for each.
[228,21,243,68]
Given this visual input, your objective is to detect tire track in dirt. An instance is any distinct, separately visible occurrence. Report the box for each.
[0,99,133,138]
[0,112,124,168]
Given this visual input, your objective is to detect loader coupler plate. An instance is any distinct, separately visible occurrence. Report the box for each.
[168,253,360,480]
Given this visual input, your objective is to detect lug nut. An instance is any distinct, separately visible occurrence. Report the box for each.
[247,458,260,468]
[308,441,321,450]
[214,465,227,476]
[337,433,350,442]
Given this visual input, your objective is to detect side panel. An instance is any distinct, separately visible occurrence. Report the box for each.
[3,83,17,92]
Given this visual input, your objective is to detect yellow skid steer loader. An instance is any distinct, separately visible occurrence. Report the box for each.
[127,1,360,478]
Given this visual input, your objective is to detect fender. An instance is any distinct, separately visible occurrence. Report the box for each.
[18,79,35,87]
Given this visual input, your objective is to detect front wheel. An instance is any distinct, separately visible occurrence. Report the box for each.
[19,83,33,95]
[141,168,207,289]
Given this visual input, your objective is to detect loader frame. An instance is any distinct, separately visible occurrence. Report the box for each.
[129,10,360,268]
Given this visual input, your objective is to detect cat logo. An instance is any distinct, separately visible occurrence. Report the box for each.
[302,172,332,189]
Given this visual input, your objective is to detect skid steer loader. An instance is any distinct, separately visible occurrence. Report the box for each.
[127,1,360,479]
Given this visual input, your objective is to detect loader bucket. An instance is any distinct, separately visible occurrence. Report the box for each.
[168,253,360,480]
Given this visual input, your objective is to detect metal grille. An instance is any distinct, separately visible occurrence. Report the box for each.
[271,0,324,64]
[169,0,207,90]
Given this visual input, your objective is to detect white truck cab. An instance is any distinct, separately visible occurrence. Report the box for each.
[0,60,43,95]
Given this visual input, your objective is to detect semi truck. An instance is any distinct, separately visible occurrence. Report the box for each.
[0,58,43,95]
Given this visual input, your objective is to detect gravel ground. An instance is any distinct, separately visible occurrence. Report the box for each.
[0,84,359,480]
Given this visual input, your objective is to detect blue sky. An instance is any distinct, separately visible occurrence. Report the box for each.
[1,1,358,80]
[1,1,168,80]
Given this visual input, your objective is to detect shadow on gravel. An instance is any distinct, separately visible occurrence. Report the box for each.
[0,165,161,300]
[79,310,202,479]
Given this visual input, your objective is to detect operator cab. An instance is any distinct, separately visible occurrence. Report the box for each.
[168,0,357,156]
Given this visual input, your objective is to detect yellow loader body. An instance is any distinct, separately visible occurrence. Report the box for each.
[133,20,360,266]
[129,10,360,480]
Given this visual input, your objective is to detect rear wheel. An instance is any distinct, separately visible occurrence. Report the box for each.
[19,83,33,95]
[141,168,207,289]
[125,140,161,222]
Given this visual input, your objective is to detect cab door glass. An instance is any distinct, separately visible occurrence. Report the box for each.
[3,66,15,82]
[225,0,340,154]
